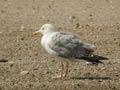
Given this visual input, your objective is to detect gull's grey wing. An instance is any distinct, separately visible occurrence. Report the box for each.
[48,32,95,58]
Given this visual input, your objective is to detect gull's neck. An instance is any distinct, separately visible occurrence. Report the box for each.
[41,30,56,48]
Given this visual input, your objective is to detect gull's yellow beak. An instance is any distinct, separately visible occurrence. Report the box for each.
[33,31,40,35]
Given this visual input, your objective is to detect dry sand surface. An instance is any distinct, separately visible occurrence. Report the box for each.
[0,0,120,90]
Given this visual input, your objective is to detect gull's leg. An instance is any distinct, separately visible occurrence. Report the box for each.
[64,61,69,77]
[52,61,64,79]
[61,61,64,78]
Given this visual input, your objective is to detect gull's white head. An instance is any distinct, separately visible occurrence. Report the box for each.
[34,24,57,35]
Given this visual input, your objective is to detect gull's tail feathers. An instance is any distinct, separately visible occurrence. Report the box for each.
[83,42,96,57]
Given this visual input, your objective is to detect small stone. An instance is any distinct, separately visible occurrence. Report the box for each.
[107,61,111,64]
[101,68,106,70]
[14,84,18,86]
[9,61,14,67]
[1,10,4,13]
[20,71,29,75]
[113,61,117,64]
[76,23,80,29]
[119,43,120,46]
[28,83,33,87]
[0,32,2,34]
[35,53,38,56]
[112,87,116,89]
[44,70,51,74]
[89,14,93,17]
[95,36,99,38]
[42,84,46,87]
[115,74,119,77]
[113,38,116,40]
[98,80,103,82]
[77,84,81,86]
[115,42,118,44]
[69,16,76,20]
[52,60,55,62]
[101,82,104,85]
[86,62,92,65]
[21,37,25,40]
[20,26,25,31]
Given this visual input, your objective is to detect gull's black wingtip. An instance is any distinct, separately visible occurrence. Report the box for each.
[76,55,108,64]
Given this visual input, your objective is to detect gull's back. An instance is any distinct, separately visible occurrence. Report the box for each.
[46,32,95,58]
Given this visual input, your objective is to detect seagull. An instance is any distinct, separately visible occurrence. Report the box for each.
[33,24,98,78]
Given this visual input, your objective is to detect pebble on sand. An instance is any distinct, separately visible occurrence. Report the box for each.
[68,16,76,20]
[20,71,29,75]
[20,26,25,31]
[9,61,14,67]
[0,32,3,34]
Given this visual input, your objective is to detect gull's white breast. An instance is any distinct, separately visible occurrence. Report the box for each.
[41,33,58,55]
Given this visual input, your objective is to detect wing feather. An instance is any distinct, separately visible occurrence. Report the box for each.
[47,32,95,58]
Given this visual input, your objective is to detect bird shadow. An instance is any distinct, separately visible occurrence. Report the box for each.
[0,58,8,63]
[71,76,112,80]
[71,55,110,80]
[77,55,109,63]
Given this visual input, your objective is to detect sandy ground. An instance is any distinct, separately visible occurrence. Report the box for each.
[0,0,120,90]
